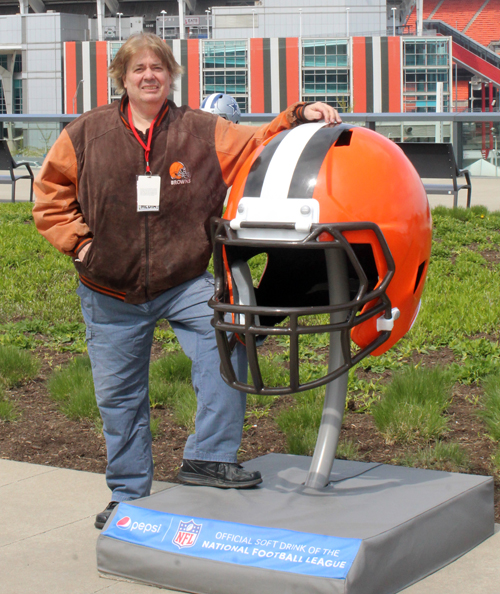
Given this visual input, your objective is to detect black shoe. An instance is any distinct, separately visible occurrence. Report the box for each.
[178,460,262,489]
[95,501,119,530]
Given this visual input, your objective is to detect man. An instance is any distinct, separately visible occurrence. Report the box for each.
[33,33,341,529]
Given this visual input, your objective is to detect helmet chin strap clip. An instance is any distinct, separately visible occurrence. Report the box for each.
[376,307,400,332]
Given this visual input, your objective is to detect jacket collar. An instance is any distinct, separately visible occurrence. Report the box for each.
[119,95,170,133]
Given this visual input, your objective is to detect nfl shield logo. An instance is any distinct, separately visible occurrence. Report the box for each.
[172,519,202,549]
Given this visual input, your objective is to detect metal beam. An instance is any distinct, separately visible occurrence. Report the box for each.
[29,0,46,13]
[105,0,119,16]
[184,0,195,12]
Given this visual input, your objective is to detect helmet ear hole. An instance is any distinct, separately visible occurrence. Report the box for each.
[334,130,353,146]
[414,260,427,293]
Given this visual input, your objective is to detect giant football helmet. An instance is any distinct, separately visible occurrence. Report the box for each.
[209,123,432,395]
[201,93,241,124]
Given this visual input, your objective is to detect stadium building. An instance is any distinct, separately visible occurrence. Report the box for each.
[0,0,498,118]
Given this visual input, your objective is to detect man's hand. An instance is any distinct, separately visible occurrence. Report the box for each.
[303,102,342,125]
[76,242,91,262]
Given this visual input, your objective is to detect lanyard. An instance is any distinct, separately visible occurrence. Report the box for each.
[128,103,158,175]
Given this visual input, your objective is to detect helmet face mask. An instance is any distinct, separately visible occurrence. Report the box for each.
[209,123,432,395]
[210,218,396,395]
[200,93,241,124]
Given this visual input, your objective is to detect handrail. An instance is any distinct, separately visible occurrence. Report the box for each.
[241,113,500,124]
[1,112,499,171]
[1,113,499,125]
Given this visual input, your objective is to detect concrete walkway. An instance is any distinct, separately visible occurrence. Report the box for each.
[1,459,499,594]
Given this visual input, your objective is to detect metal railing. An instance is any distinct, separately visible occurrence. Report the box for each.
[1,111,500,173]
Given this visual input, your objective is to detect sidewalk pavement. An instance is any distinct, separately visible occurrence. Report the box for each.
[1,458,499,594]
[0,172,499,211]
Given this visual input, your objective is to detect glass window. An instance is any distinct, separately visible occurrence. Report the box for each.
[14,79,22,114]
[403,39,450,112]
[202,40,248,112]
[301,39,350,110]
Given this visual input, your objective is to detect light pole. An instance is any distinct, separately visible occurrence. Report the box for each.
[391,7,396,36]
[116,12,123,42]
[161,10,166,40]
[346,7,350,38]
[206,8,210,39]
[252,9,255,38]
[299,8,302,38]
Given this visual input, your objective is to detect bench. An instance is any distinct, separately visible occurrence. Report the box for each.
[395,142,472,208]
[0,140,34,202]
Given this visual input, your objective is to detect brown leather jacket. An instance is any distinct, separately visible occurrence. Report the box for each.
[33,98,306,303]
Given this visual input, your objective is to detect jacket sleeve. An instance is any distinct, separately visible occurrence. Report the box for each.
[32,128,92,257]
[215,102,307,188]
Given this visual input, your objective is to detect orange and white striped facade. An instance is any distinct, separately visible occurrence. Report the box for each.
[63,37,453,115]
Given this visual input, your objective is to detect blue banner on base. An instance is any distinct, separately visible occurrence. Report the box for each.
[104,503,361,579]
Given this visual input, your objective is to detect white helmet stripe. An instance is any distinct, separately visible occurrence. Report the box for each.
[260,122,327,201]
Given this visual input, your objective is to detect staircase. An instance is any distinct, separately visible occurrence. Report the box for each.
[424,20,500,85]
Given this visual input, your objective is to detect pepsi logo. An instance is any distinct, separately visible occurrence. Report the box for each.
[116,516,132,529]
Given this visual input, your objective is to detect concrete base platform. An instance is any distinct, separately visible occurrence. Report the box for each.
[97,454,494,594]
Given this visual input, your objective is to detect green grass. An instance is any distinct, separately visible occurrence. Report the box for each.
[0,386,18,421]
[0,345,40,387]
[149,352,197,430]
[397,441,470,473]
[492,446,500,474]
[371,366,454,444]
[478,371,500,442]
[336,438,364,461]
[47,355,99,421]
[276,388,325,455]
[0,204,81,325]
[4,203,500,459]
[150,416,161,440]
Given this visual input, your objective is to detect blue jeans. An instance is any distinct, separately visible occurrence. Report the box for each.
[77,272,247,502]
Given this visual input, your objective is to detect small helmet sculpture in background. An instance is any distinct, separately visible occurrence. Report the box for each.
[200,93,241,124]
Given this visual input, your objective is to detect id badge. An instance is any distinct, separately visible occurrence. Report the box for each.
[137,175,161,212]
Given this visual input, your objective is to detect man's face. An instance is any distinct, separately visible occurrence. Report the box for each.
[123,48,171,109]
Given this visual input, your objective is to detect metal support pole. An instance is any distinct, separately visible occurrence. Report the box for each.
[490,82,494,153]
[160,10,166,40]
[96,0,104,42]
[117,12,122,41]
[454,62,458,112]
[305,249,350,489]
[178,0,185,39]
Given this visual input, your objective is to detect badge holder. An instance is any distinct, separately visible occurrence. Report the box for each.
[137,174,161,213]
